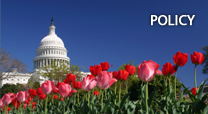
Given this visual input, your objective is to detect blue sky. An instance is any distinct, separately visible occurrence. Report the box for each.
[1,0,208,88]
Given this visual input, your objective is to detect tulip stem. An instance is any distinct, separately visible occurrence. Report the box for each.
[146,82,149,114]
[169,76,171,91]
[114,82,117,104]
[101,91,103,110]
[45,95,48,114]
[174,70,178,100]
[64,100,65,114]
[194,65,198,94]
[88,91,90,106]
[77,90,79,105]
[74,92,76,105]
[119,82,122,103]
[126,79,129,103]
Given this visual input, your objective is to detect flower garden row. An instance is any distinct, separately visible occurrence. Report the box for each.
[0,51,207,114]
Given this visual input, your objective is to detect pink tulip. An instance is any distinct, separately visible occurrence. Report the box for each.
[81,76,97,91]
[17,91,29,102]
[156,69,162,75]
[97,71,117,89]
[137,60,159,82]
[41,80,55,94]
[2,93,15,105]
[58,82,77,98]
[0,99,5,108]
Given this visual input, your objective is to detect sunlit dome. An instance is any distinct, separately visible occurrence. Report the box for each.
[33,18,70,70]
[40,21,64,48]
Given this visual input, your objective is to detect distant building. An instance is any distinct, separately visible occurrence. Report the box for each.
[0,19,89,87]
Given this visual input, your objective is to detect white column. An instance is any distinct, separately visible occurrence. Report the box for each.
[46,59,48,66]
[40,59,42,68]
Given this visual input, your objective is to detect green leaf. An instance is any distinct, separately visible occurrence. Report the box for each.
[156,110,164,114]
[203,106,208,114]
[176,91,184,107]
[148,88,157,107]
[119,92,131,109]
[196,79,207,100]
[202,93,208,102]
[181,83,195,102]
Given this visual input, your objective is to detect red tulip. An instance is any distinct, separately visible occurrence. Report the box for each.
[191,87,198,96]
[58,82,77,98]
[162,62,177,76]
[12,98,21,109]
[24,100,29,104]
[87,74,95,79]
[81,76,97,91]
[94,91,100,96]
[0,99,5,108]
[38,93,46,100]
[36,88,43,95]
[137,60,159,82]
[100,62,111,71]
[29,89,38,98]
[89,65,102,76]
[73,81,82,89]
[53,87,59,93]
[191,52,204,65]
[60,98,64,101]
[113,71,118,79]
[2,93,15,105]
[17,91,29,102]
[156,69,162,75]
[173,51,188,67]
[66,73,76,82]
[117,70,129,81]
[41,80,55,94]
[125,64,136,75]
[53,95,58,100]
[23,104,27,109]
[64,79,71,85]
[97,71,117,89]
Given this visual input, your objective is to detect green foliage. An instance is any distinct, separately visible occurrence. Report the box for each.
[39,60,83,82]
[202,45,208,74]
[32,82,40,89]
[0,83,25,97]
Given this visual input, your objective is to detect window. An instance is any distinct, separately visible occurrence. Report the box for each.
[23,79,25,81]
[17,79,19,81]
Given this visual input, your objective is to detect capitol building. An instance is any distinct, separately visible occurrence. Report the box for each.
[0,19,89,87]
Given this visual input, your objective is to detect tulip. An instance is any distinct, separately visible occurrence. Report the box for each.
[53,95,58,100]
[81,76,97,91]
[29,89,38,98]
[113,71,118,79]
[66,73,76,82]
[191,52,204,65]
[117,70,129,81]
[156,69,162,75]
[97,71,117,89]
[23,104,27,109]
[17,91,29,102]
[94,91,100,96]
[125,64,136,75]
[137,60,159,113]
[89,65,102,76]
[173,51,188,67]
[41,80,55,94]
[60,98,64,101]
[12,98,21,109]
[73,81,82,89]
[38,93,46,100]
[58,82,77,98]
[137,60,158,82]
[0,99,5,108]
[53,87,59,93]
[191,87,198,96]
[2,93,15,105]
[100,62,111,71]
[36,87,43,95]
[87,74,95,79]
[162,62,177,76]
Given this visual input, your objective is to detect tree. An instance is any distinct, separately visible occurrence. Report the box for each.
[202,45,208,74]
[0,48,28,80]
[1,83,26,98]
[39,60,84,82]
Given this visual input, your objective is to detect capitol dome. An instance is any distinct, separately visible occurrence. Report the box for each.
[33,18,70,70]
